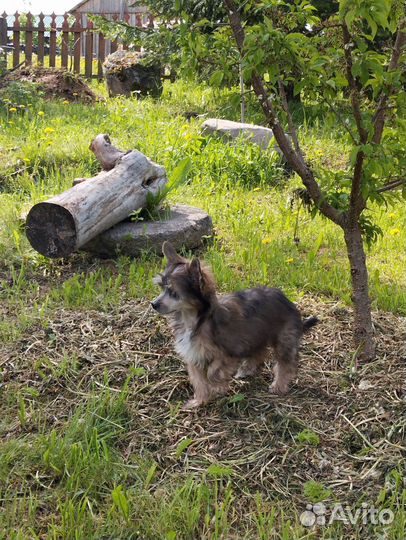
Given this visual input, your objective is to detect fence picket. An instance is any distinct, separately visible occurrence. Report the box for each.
[2,11,156,78]
[85,20,93,78]
[24,12,33,66]
[49,13,57,67]
[37,13,45,65]
[12,12,20,68]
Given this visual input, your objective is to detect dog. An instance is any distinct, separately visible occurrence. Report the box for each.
[151,242,318,409]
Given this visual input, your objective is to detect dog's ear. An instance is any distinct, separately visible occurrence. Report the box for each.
[189,257,203,290]
[190,257,216,299]
[162,241,183,264]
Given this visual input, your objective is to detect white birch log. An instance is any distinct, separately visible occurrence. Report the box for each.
[26,135,167,258]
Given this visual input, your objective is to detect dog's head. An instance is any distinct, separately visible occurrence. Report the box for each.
[151,242,216,316]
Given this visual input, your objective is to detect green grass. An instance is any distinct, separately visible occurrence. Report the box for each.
[0,78,405,539]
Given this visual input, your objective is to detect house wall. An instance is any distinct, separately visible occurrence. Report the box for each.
[73,0,147,14]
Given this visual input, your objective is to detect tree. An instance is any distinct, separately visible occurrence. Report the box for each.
[221,0,405,361]
[96,0,405,361]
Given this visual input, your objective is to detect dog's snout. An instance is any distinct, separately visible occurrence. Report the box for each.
[151,300,160,311]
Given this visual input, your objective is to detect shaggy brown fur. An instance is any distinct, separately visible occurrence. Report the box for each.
[151,242,318,409]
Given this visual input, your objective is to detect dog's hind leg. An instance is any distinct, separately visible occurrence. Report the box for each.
[270,333,300,395]
[207,358,239,397]
[235,353,266,379]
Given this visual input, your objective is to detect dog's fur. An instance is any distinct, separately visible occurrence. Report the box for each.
[152,242,318,409]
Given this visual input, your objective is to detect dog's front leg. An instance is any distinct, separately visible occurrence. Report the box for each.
[183,363,212,410]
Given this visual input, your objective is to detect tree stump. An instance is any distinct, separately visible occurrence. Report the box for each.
[25,135,167,258]
[103,50,163,98]
[82,205,213,258]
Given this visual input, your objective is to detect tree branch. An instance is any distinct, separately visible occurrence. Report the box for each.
[223,0,345,228]
[376,178,405,193]
[342,23,368,222]
[342,24,368,144]
[372,18,406,145]
[277,80,304,160]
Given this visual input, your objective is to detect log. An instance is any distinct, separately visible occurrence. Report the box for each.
[26,135,168,258]
[82,204,213,258]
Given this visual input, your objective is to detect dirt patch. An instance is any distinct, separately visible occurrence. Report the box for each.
[0,67,100,103]
[1,295,404,508]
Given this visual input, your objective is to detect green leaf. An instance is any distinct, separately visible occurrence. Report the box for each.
[228,393,246,404]
[111,485,130,520]
[209,70,224,87]
[169,157,192,189]
[207,464,233,477]
[144,461,157,488]
[175,437,194,458]
[308,231,324,264]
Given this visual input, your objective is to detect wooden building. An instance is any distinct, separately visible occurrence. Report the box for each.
[68,0,151,58]
[69,0,149,26]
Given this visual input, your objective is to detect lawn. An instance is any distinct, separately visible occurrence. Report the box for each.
[0,78,404,539]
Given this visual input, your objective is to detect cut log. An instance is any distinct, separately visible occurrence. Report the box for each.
[82,204,213,258]
[26,135,167,258]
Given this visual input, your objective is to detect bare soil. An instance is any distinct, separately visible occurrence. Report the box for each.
[1,295,404,505]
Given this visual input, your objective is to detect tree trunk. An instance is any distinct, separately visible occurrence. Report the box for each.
[343,222,375,362]
[26,135,167,258]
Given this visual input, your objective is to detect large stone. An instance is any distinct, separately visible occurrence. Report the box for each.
[202,118,280,152]
[81,205,213,258]
[103,50,163,98]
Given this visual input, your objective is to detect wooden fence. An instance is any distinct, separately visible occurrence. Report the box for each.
[0,12,155,79]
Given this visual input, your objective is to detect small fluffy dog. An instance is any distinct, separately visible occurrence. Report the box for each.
[152,242,318,409]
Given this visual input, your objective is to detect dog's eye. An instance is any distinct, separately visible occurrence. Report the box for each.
[167,288,179,299]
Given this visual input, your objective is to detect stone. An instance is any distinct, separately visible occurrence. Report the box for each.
[358,379,374,390]
[201,118,283,153]
[81,204,213,258]
[103,50,163,98]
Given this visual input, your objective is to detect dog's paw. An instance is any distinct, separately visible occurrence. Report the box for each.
[182,398,204,410]
[269,381,289,395]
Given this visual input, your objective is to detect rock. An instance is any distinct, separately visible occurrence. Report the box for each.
[201,118,284,153]
[103,50,163,98]
[81,204,213,258]
[358,379,374,390]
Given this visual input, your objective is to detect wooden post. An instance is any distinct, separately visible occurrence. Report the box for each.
[26,135,168,259]
[97,30,105,79]
[12,12,20,68]
[0,13,7,47]
[73,13,81,73]
[61,13,69,69]
[85,20,93,78]
[37,13,45,65]
[148,14,154,28]
[49,12,57,67]
[111,14,118,53]
[25,12,33,66]
[0,12,6,73]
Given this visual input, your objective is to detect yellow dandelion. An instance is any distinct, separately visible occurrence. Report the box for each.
[38,111,45,116]
[262,237,272,245]
[388,212,396,219]
[44,127,55,135]
[63,100,70,105]
[9,107,17,112]
[286,258,294,263]
[389,228,400,236]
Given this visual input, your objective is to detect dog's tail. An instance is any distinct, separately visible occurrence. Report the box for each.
[302,316,319,332]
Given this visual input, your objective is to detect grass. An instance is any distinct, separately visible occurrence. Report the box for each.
[0,77,405,539]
